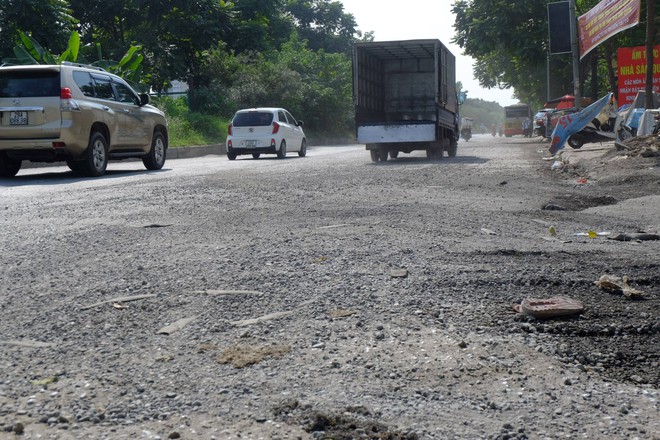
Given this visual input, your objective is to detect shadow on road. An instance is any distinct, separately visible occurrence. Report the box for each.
[0,168,171,187]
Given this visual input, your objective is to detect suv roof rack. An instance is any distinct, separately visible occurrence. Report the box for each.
[61,61,106,72]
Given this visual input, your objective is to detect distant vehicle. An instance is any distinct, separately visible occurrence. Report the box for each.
[542,95,593,138]
[352,39,459,161]
[533,109,554,137]
[0,63,168,177]
[503,104,531,137]
[226,108,306,160]
[460,117,473,141]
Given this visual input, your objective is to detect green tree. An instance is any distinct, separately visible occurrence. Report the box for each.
[0,0,75,61]
[285,0,360,54]
[452,0,655,110]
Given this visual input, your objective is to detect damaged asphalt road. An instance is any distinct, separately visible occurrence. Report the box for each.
[0,136,658,439]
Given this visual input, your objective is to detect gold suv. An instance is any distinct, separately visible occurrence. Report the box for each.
[0,63,168,177]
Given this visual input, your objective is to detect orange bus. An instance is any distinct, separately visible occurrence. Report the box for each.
[503,104,532,137]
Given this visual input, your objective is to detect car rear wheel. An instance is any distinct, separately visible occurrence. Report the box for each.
[143,131,167,170]
[0,153,21,177]
[277,140,287,159]
[227,152,237,160]
[81,132,108,177]
[298,139,307,157]
[66,159,84,173]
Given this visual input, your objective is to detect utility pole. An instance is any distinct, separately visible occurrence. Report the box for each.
[568,0,581,108]
[645,0,656,109]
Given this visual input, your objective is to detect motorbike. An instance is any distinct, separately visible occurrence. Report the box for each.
[567,107,633,149]
[567,91,660,149]
[460,127,472,142]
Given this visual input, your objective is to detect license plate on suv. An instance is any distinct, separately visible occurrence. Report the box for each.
[10,111,28,125]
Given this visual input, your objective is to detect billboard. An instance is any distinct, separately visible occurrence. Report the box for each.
[548,1,571,55]
[617,45,660,105]
[578,0,640,59]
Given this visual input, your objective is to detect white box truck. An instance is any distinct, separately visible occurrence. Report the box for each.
[353,39,459,161]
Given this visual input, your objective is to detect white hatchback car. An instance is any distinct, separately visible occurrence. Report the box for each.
[226,108,306,160]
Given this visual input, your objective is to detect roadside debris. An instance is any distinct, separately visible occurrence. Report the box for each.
[574,230,611,238]
[549,225,557,236]
[81,293,157,310]
[30,377,58,386]
[231,311,292,327]
[551,160,564,171]
[512,296,585,319]
[481,228,497,235]
[217,344,291,368]
[543,203,567,211]
[608,232,659,242]
[0,339,55,348]
[330,309,355,319]
[594,275,644,298]
[157,317,196,335]
[389,269,408,278]
[615,135,660,158]
[187,289,263,296]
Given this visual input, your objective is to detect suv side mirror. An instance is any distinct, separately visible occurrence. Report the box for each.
[297,120,304,127]
[139,93,150,106]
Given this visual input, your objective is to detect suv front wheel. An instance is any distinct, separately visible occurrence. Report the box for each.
[81,132,109,177]
[143,131,167,170]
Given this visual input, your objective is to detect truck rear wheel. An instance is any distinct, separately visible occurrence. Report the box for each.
[446,141,457,158]
[389,151,399,159]
[370,150,379,162]
[377,149,388,162]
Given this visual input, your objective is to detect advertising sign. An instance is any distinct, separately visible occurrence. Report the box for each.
[548,1,571,55]
[617,45,660,105]
[578,0,640,59]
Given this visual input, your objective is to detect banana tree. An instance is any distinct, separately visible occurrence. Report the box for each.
[6,31,145,89]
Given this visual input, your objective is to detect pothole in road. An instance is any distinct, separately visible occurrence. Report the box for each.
[543,194,618,211]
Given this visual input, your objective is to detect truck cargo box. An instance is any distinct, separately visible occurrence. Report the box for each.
[352,39,459,161]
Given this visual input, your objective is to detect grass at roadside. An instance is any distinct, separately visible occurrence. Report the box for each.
[154,97,228,147]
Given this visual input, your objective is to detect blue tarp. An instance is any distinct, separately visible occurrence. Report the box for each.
[549,93,613,155]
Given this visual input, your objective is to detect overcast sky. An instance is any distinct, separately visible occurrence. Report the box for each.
[339,0,519,107]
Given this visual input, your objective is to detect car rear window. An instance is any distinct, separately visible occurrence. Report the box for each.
[0,70,60,98]
[233,111,274,127]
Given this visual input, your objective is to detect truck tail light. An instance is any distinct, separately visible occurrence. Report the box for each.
[272,122,280,134]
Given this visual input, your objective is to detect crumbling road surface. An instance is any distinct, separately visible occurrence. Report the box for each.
[1,135,658,439]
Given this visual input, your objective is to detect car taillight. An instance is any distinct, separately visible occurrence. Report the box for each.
[272,122,280,134]
[60,87,80,111]
[228,123,233,136]
[227,140,232,148]
[60,88,73,99]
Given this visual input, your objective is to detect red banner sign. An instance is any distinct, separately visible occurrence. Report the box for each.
[617,45,660,105]
[578,0,640,59]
